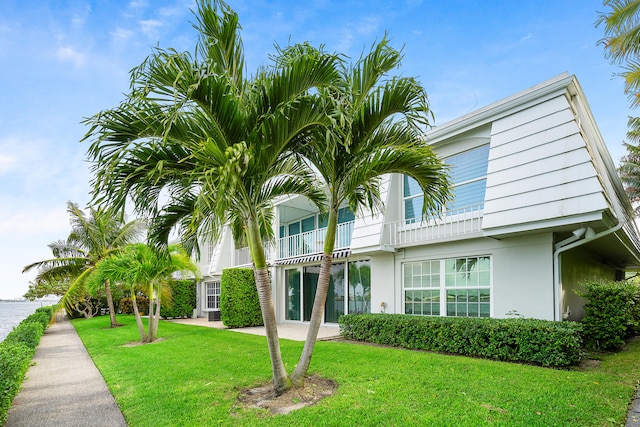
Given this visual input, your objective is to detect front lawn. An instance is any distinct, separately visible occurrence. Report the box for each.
[73,315,640,426]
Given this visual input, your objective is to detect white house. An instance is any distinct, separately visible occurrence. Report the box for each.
[195,73,640,324]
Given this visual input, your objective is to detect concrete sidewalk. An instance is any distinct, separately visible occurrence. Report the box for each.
[5,317,127,427]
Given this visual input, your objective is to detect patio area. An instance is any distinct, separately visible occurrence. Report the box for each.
[166,317,341,341]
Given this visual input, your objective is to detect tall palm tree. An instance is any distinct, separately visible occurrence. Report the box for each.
[285,40,450,385]
[598,0,640,195]
[83,0,338,394]
[87,243,200,343]
[23,201,145,327]
[598,0,640,109]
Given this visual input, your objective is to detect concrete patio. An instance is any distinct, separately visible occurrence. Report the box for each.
[166,317,341,341]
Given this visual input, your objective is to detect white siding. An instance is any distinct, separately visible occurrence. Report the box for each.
[350,175,392,252]
[483,94,608,232]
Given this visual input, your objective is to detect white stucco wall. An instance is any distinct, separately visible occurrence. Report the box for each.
[560,247,618,321]
[380,233,556,321]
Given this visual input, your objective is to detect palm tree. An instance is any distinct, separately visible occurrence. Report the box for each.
[83,0,338,394]
[285,40,450,385]
[598,0,640,109]
[23,202,145,327]
[598,1,640,195]
[88,243,200,342]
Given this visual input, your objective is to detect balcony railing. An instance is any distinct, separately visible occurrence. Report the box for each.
[231,221,355,266]
[278,221,354,259]
[233,241,275,267]
[384,205,483,246]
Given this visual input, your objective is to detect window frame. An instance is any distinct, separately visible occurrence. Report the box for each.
[205,281,221,311]
[403,144,490,222]
[402,256,492,318]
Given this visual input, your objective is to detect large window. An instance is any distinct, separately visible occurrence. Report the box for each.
[206,281,221,310]
[404,144,490,221]
[403,256,491,318]
[285,259,371,323]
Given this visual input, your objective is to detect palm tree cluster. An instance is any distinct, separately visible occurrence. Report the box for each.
[23,202,145,328]
[29,0,449,394]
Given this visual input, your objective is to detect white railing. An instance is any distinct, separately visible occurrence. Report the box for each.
[384,205,482,246]
[278,221,354,259]
[230,222,355,266]
[232,241,275,266]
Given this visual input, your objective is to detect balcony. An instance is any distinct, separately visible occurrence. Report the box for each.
[232,221,355,266]
[384,205,483,247]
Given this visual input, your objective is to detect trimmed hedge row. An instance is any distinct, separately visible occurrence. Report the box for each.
[220,268,263,328]
[577,279,640,350]
[0,305,54,424]
[338,313,583,367]
[161,280,197,318]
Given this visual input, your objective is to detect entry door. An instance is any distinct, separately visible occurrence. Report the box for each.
[303,263,345,323]
[286,264,347,324]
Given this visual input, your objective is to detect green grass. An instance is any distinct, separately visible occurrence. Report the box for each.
[72,315,640,426]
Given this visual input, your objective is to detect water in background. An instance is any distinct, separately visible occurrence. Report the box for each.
[0,300,58,342]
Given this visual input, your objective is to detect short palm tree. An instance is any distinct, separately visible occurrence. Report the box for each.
[23,201,145,327]
[83,0,338,393]
[88,243,200,342]
[284,40,450,385]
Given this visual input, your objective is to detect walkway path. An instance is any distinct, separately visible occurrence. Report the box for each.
[5,316,639,426]
[5,317,127,427]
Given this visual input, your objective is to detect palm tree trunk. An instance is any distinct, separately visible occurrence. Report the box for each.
[291,208,338,386]
[247,217,291,395]
[152,289,161,340]
[104,279,119,328]
[147,287,155,343]
[131,295,147,342]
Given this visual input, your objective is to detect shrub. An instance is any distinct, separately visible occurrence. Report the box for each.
[161,280,196,318]
[23,308,54,330]
[4,322,44,349]
[577,279,640,350]
[220,268,263,328]
[0,305,51,424]
[338,314,583,367]
[0,342,34,425]
[119,296,149,315]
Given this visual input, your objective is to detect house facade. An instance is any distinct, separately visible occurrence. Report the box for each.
[196,73,640,325]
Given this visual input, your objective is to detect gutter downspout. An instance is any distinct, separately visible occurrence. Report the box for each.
[552,211,623,321]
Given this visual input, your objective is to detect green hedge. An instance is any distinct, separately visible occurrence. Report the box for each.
[220,268,263,328]
[119,296,150,315]
[0,305,53,424]
[577,279,640,350]
[339,314,583,367]
[161,280,196,318]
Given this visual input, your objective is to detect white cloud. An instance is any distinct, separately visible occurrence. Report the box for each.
[0,154,17,173]
[520,33,533,43]
[56,46,86,66]
[139,19,163,39]
[110,27,135,41]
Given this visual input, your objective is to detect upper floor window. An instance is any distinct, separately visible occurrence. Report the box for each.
[404,144,489,221]
[280,207,355,238]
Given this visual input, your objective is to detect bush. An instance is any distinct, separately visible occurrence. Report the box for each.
[220,268,263,328]
[119,296,149,315]
[0,305,51,424]
[161,280,196,318]
[577,279,640,350]
[4,322,44,349]
[338,314,583,367]
[0,342,34,425]
[23,309,53,330]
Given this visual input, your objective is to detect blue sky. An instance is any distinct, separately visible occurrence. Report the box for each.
[0,0,631,298]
